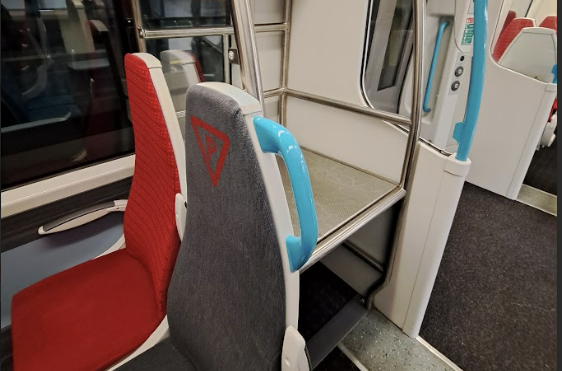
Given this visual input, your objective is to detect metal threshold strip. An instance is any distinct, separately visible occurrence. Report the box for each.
[141,23,288,39]
[276,149,406,272]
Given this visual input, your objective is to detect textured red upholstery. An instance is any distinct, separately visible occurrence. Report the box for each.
[493,18,535,61]
[539,16,558,121]
[501,10,516,34]
[185,51,206,83]
[540,16,557,32]
[12,250,160,371]
[123,54,181,318]
[11,54,182,371]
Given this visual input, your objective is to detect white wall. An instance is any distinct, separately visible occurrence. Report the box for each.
[287,0,408,183]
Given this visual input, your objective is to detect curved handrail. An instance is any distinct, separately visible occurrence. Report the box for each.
[423,21,450,113]
[253,117,318,272]
[453,0,488,161]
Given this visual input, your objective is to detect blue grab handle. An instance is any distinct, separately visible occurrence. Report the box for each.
[552,65,557,84]
[424,21,450,113]
[453,0,488,161]
[254,117,318,272]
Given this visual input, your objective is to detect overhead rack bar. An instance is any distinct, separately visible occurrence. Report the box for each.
[141,23,287,40]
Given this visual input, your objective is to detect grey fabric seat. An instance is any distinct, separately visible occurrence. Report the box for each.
[117,82,313,371]
[117,339,194,371]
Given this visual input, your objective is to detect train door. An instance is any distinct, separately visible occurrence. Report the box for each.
[364,0,477,151]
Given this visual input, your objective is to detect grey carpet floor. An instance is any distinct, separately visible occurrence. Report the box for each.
[524,136,557,195]
[420,183,557,371]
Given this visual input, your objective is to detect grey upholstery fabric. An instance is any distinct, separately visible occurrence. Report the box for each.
[116,338,195,371]
[166,85,286,371]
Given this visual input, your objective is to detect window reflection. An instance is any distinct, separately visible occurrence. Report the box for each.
[139,0,231,30]
[1,0,135,189]
[378,0,413,90]
[492,0,557,83]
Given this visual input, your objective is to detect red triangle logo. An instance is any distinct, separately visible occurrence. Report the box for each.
[191,116,230,187]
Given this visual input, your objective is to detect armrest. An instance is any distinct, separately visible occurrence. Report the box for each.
[38,200,127,235]
[175,194,187,241]
[282,327,310,371]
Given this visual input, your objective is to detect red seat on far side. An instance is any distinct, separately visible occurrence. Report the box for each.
[493,18,536,61]
[539,15,557,32]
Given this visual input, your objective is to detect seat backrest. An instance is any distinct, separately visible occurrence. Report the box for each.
[167,83,308,371]
[500,10,517,34]
[160,50,205,137]
[540,15,557,32]
[123,53,187,318]
[493,17,536,61]
[498,27,557,83]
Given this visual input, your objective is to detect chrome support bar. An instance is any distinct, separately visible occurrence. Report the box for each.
[300,187,407,272]
[264,88,285,98]
[231,0,265,109]
[285,89,412,127]
[367,0,426,309]
[400,0,425,189]
[280,0,293,126]
[222,34,231,84]
[130,0,146,52]
[141,24,287,40]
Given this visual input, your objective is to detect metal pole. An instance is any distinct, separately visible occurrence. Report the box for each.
[279,0,293,126]
[400,0,425,189]
[223,34,231,84]
[230,0,265,110]
[367,0,426,310]
[286,89,411,126]
[141,24,287,40]
[130,0,146,52]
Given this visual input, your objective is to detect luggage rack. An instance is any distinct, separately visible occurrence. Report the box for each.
[278,149,406,271]
[130,0,424,271]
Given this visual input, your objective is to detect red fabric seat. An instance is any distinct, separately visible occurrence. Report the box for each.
[11,54,182,371]
[501,10,516,34]
[11,250,161,371]
[539,16,557,32]
[493,18,535,61]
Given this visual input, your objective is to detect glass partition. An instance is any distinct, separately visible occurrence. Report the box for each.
[139,0,231,30]
[1,0,135,189]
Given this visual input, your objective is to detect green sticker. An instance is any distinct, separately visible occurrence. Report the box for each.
[462,23,474,45]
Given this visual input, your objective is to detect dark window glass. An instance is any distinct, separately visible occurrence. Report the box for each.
[146,36,225,85]
[139,0,231,30]
[1,0,136,189]
[378,0,413,90]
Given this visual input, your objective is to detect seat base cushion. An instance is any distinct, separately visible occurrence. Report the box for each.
[116,338,195,371]
[11,249,161,371]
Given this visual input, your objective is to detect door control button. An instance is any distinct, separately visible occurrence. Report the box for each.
[455,66,464,77]
[451,81,461,91]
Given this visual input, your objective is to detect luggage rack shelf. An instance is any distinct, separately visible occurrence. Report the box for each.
[278,149,406,271]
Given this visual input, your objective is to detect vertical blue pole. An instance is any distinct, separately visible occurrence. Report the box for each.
[453,0,488,162]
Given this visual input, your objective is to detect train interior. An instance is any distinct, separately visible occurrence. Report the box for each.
[0,0,557,370]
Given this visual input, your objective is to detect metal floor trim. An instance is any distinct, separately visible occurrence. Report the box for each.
[416,337,464,371]
[516,184,557,216]
[337,344,370,371]
[307,297,368,369]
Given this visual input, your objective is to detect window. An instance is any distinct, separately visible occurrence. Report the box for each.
[377,0,413,90]
[139,0,231,30]
[146,36,225,84]
[1,0,137,189]
[363,0,414,113]
[138,1,231,118]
